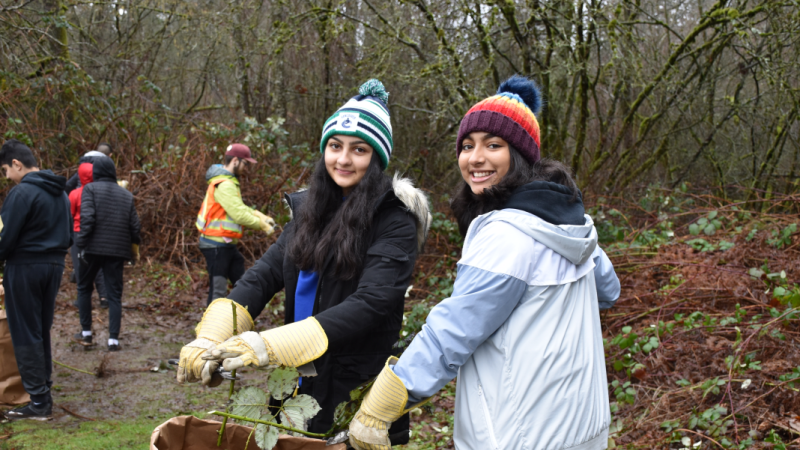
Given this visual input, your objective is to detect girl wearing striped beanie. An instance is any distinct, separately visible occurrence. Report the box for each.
[348,75,620,450]
[181,79,431,446]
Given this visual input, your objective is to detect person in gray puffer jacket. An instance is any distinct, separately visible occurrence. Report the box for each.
[75,156,141,351]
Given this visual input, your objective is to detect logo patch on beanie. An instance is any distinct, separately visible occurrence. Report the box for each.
[337,113,360,131]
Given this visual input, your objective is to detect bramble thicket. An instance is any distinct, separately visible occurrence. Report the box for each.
[1,0,800,449]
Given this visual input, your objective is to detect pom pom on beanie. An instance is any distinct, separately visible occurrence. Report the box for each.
[456,75,543,164]
[359,79,390,103]
[498,74,543,115]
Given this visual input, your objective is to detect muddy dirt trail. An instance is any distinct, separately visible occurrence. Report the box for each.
[0,261,282,447]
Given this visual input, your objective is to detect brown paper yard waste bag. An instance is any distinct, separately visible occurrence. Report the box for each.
[150,416,346,450]
[0,309,30,406]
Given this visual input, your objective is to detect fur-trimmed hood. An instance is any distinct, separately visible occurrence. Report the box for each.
[390,174,432,252]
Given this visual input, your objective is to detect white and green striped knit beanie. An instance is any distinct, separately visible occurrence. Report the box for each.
[320,79,393,170]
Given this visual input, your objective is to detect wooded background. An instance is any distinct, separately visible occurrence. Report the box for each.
[1,0,798,225]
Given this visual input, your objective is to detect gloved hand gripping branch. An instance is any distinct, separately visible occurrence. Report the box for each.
[201,317,328,372]
[177,298,254,386]
[349,357,416,450]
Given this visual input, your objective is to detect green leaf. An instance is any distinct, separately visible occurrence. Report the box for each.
[230,386,268,422]
[254,415,279,450]
[676,379,691,387]
[698,218,708,226]
[622,326,632,334]
[280,394,322,433]
[718,240,735,251]
[703,223,716,236]
[689,224,700,235]
[707,211,718,220]
[268,367,300,401]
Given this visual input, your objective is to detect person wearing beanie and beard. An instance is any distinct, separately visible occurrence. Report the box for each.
[196,144,277,306]
[0,140,72,420]
[347,76,621,450]
[178,79,431,445]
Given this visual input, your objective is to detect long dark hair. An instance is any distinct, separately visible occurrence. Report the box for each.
[450,149,579,236]
[289,154,392,280]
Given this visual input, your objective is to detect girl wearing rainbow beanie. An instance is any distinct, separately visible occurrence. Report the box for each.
[349,76,620,450]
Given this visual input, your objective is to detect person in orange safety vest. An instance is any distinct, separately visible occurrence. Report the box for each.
[197,144,276,305]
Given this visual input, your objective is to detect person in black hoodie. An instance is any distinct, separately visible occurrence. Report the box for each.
[75,157,141,352]
[0,139,72,420]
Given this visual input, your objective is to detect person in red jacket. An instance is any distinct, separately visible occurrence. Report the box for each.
[68,163,108,340]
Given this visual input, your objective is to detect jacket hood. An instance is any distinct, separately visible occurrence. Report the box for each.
[78,151,109,164]
[83,150,107,158]
[390,174,432,252]
[465,208,598,266]
[78,162,94,185]
[92,156,117,182]
[284,174,432,252]
[205,164,233,182]
[504,181,586,226]
[21,170,66,196]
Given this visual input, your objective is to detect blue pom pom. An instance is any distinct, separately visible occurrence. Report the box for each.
[497,75,542,115]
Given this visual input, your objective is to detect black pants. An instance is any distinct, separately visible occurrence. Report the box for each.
[77,255,125,339]
[70,244,106,298]
[201,246,245,306]
[3,262,63,404]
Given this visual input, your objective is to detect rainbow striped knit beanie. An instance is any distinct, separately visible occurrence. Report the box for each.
[456,75,543,164]
[320,79,393,170]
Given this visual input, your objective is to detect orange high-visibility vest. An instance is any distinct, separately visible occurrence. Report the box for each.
[196,177,244,239]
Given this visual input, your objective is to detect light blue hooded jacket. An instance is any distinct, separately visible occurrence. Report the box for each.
[393,206,619,450]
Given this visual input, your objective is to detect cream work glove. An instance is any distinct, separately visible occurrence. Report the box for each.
[349,357,414,450]
[253,210,277,235]
[177,298,254,386]
[131,244,140,263]
[202,317,327,372]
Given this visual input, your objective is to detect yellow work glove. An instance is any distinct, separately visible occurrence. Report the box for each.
[202,317,327,372]
[177,298,254,386]
[130,244,140,263]
[117,179,129,190]
[349,357,411,450]
[253,210,277,236]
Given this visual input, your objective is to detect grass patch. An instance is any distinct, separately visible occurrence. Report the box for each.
[0,414,178,450]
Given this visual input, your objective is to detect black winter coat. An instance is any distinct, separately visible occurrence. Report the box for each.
[0,170,72,265]
[230,184,427,445]
[75,157,141,259]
